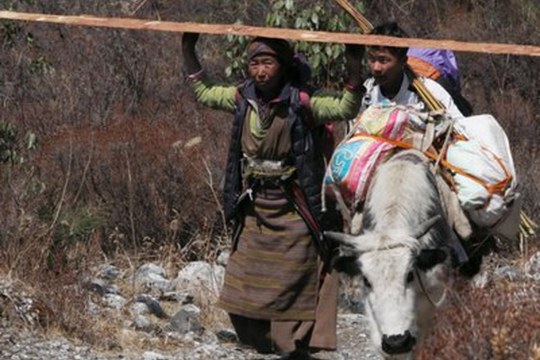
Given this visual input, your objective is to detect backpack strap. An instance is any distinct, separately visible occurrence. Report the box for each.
[295,88,335,162]
[234,85,244,106]
[405,66,445,112]
[297,88,315,128]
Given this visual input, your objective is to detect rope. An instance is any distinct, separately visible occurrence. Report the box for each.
[415,268,447,307]
[332,1,537,242]
[351,132,513,198]
[432,117,455,174]
[405,67,446,112]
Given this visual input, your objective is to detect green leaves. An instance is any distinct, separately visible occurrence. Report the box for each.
[285,0,294,11]
[224,28,249,79]
[29,56,54,75]
[0,122,17,163]
[26,132,38,150]
[0,122,38,164]
[225,0,366,88]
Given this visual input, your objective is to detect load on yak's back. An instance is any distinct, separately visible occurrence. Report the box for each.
[324,104,521,242]
[326,149,464,357]
[323,105,522,358]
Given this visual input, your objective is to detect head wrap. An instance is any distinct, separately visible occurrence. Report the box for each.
[247,37,294,65]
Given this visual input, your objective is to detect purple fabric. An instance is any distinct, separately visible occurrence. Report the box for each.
[407,48,460,91]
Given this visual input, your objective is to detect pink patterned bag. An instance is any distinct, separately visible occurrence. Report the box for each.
[324,106,411,210]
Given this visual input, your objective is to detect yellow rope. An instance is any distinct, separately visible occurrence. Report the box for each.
[402,64,444,111]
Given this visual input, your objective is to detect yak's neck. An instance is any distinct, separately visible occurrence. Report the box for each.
[363,155,440,232]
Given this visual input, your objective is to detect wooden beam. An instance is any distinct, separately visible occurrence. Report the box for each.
[0,11,539,57]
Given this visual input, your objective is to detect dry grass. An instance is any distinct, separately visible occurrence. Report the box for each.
[418,270,540,359]
[0,0,539,357]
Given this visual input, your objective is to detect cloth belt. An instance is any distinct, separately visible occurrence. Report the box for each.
[242,156,297,180]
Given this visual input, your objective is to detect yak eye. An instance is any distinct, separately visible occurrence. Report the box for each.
[406,271,414,283]
[362,276,372,289]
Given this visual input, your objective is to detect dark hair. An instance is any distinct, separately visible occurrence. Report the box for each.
[369,22,409,60]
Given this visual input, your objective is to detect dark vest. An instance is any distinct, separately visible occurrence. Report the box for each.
[222,80,332,230]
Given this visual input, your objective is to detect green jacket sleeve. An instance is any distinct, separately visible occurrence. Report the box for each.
[310,89,363,126]
[191,79,237,113]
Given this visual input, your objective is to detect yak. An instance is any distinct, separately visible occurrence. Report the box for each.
[326,149,469,358]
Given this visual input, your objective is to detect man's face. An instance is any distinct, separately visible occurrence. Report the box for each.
[248,54,284,95]
[367,48,405,89]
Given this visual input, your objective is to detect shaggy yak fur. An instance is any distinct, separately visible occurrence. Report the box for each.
[326,150,468,358]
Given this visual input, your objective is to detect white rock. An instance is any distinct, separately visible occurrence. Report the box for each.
[103,293,126,310]
[142,351,168,360]
[174,261,224,296]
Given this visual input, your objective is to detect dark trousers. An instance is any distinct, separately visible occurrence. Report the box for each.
[229,313,313,354]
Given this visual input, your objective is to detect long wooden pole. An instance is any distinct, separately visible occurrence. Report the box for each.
[0,11,539,57]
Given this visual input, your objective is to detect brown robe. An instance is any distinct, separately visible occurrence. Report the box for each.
[217,102,339,354]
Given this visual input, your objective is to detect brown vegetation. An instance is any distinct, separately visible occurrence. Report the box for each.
[418,274,540,359]
[1,0,538,357]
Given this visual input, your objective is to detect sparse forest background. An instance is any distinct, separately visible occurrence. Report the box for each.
[0,0,539,358]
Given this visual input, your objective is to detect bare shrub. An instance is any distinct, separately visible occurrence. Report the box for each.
[0,0,539,356]
[418,276,540,359]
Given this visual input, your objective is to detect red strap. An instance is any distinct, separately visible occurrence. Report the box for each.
[322,122,335,162]
[298,90,315,128]
[290,182,321,234]
[298,90,335,160]
[234,88,242,106]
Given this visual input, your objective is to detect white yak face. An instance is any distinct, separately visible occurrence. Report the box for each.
[326,229,449,358]
[360,246,418,357]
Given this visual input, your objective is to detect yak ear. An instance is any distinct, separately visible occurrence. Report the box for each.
[325,231,366,276]
[416,248,447,271]
[332,255,362,276]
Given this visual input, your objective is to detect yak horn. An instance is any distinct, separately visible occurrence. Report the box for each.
[324,231,358,246]
[324,231,375,255]
[412,215,442,239]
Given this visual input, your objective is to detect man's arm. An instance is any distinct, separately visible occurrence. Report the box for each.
[182,33,236,112]
[310,44,366,125]
[182,33,203,77]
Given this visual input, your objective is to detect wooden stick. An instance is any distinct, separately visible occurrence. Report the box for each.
[334,0,373,33]
[0,11,539,57]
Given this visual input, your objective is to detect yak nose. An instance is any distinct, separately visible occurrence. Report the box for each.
[381,330,417,354]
